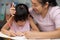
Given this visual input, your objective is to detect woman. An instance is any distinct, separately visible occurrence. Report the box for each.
[25,0,60,38]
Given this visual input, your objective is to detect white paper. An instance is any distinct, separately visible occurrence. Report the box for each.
[0,32,27,40]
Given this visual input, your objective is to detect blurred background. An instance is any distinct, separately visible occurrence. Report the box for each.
[0,0,60,31]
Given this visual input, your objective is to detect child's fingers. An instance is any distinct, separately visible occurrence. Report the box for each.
[16,32,24,36]
[9,30,16,37]
[5,32,11,36]
[10,2,16,16]
[10,33,16,37]
[10,7,16,16]
[11,2,15,7]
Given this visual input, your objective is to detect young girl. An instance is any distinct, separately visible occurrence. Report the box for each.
[1,4,39,37]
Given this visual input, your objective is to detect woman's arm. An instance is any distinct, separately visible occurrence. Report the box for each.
[24,28,60,38]
[29,17,39,31]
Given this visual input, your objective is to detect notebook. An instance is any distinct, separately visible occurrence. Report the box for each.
[0,32,27,40]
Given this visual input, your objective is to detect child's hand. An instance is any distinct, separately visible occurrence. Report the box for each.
[16,32,24,36]
[9,30,17,37]
[10,3,16,16]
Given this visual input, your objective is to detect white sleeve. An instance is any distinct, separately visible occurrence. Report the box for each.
[53,9,60,29]
[55,14,60,29]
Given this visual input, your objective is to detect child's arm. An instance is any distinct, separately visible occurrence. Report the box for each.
[1,16,16,36]
[29,17,39,31]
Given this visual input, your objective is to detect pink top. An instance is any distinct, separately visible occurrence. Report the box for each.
[29,6,60,32]
[10,20,30,32]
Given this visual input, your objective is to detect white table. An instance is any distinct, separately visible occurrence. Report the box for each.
[0,32,27,40]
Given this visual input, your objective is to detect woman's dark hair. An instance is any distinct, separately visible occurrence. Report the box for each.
[37,0,57,6]
[14,4,29,22]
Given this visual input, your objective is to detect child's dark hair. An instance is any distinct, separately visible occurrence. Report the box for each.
[37,0,57,6]
[14,4,29,22]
